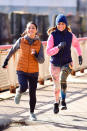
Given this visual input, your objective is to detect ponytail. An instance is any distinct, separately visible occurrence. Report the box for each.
[21,30,27,37]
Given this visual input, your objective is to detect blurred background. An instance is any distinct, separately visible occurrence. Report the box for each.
[0,0,87,92]
[0,0,87,45]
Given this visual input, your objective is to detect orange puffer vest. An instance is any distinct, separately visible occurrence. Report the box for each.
[16,37,41,73]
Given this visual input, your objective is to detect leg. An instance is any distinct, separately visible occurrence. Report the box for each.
[28,75,38,121]
[14,73,28,104]
[28,75,38,114]
[17,73,28,93]
[60,64,72,109]
[50,64,61,113]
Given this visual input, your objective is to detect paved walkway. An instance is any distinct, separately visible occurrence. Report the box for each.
[0,71,87,131]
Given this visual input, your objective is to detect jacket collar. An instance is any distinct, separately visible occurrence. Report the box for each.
[24,35,39,45]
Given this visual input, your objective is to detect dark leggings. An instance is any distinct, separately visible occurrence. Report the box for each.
[17,73,38,113]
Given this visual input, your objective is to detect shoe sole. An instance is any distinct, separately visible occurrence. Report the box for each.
[54,108,59,114]
[61,106,67,110]
[54,111,59,114]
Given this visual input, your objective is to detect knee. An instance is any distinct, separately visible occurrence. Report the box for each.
[20,86,27,93]
[54,88,60,96]
[61,83,67,91]
[60,78,67,90]
[60,72,67,90]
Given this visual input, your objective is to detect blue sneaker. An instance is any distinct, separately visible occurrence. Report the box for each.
[29,113,37,121]
[14,90,21,104]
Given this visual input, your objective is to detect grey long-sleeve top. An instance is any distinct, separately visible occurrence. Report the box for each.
[6,35,45,64]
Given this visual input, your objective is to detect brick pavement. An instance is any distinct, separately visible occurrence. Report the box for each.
[0,72,87,131]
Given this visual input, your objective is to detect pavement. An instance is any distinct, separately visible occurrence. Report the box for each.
[0,70,87,131]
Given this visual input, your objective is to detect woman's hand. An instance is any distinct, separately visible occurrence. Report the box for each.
[31,49,36,55]
[58,42,66,50]
[2,59,8,68]
[78,56,83,65]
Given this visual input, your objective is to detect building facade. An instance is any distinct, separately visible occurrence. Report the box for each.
[0,0,77,26]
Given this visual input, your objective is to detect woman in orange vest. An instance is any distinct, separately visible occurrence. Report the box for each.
[2,21,45,121]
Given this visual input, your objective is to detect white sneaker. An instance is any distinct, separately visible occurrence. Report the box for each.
[14,90,21,104]
[29,113,37,121]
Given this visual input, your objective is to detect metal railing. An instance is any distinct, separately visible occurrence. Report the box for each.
[0,37,87,92]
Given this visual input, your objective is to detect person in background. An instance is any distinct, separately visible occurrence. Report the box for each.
[46,14,82,114]
[2,21,45,120]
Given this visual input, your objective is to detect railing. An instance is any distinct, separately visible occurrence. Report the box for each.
[0,37,87,92]
[71,37,87,75]
[0,46,18,93]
